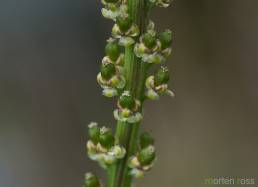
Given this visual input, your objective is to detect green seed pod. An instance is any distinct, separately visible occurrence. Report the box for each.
[142,33,156,49]
[105,41,121,61]
[105,0,119,3]
[119,91,135,110]
[140,132,154,149]
[117,16,133,33]
[84,173,100,187]
[99,127,115,149]
[100,63,116,80]
[158,30,173,50]
[138,146,156,166]
[88,123,100,144]
[154,66,170,86]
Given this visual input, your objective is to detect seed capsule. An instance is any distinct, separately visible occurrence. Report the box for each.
[88,123,100,144]
[158,30,173,50]
[117,16,133,32]
[140,132,154,149]
[119,91,135,110]
[84,173,100,187]
[100,63,116,80]
[105,42,121,61]
[138,146,156,166]
[99,127,115,149]
[154,66,170,86]
[142,33,156,49]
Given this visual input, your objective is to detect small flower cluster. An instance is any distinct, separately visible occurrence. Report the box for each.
[87,122,126,168]
[84,172,102,187]
[146,66,175,100]
[97,39,126,97]
[112,16,140,46]
[128,132,156,178]
[114,91,142,123]
[134,22,173,64]
[101,0,128,21]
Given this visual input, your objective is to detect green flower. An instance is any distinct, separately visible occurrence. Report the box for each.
[88,122,100,145]
[114,91,142,123]
[99,127,115,149]
[145,66,175,100]
[112,16,139,46]
[97,62,126,97]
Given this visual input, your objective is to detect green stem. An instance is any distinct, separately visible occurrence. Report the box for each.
[108,1,149,187]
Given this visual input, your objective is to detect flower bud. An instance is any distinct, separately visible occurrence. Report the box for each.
[100,63,116,80]
[158,30,173,50]
[138,145,156,166]
[99,127,115,149]
[84,173,100,187]
[117,16,133,32]
[142,33,156,49]
[119,91,135,110]
[88,122,100,144]
[154,66,170,86]
[140,132,154,149]
[105,41,121,61]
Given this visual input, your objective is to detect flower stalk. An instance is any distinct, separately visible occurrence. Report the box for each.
[84,0,174,187]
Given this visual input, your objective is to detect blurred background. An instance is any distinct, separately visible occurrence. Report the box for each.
[0,0,257,187]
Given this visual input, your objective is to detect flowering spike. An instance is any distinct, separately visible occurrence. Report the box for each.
[85,0,175,185]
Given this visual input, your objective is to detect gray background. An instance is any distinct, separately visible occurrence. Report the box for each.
[0,0,257,187]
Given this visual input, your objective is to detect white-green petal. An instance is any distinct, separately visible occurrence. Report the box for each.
[134,43,146,58]
[129,24,140,37]
[127,112,142,123]
[114,109,127,122]
[130,168,145,179]
[103,88,118,97]
[109,145,126,159]
[116,76,126,89]
[112,24,122,38]
[101,8,119,21]
[128,156,140,168]
[146,89,160,100]
[103,154,116,165]
[119,37,135,47]
[145,76,154,89]
[142,53,165,64]
[162,47,172,58]
[166,89,175,97]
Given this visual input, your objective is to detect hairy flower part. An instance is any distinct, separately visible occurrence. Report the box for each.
[84,172,101,187]
[97,62,126,97]
[87,124,126,168]
[102,3,129,21]
[145,67,175,100]
[112,16,140,46]
[128,145,156,178]
[114,91,142,123]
